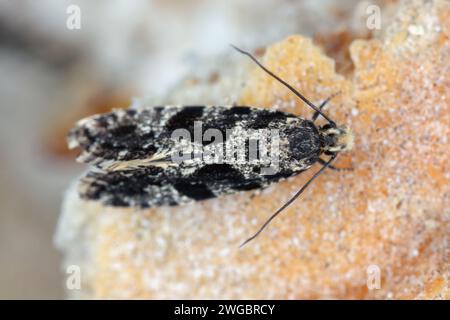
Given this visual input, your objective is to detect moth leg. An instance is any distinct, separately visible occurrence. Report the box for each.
[318,157,352,171]
[312,92,341,122]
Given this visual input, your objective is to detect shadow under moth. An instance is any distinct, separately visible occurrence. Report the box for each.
[68,46,354,246]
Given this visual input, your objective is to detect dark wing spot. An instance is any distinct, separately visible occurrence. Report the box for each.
[173,182,215,201]
[106,197,130,207]
[81,167,164,200]
[109,124,137,137]
[193,164,264,192]
[232,180,263,191]
[193,164,245,182]
[223,106,252,115]
[95,115,110,129]
[248,110,288,129]
[125,109,137,117]
[79,167,190,208]
[165,106,205,130]
[81,127,95,144]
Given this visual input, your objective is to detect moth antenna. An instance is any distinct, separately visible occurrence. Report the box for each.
[239,154,337,248]
[231,44,336,127]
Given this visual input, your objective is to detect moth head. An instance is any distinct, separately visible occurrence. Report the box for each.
[319,124,354,154]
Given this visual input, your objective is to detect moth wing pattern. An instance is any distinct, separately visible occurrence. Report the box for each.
[79,164,268,208]
[68,107,177,167]
[70,106,323,208]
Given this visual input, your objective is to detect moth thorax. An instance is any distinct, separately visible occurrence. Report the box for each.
[319,125,354,153]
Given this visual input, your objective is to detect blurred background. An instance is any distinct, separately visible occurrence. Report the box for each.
[0,0,392,299]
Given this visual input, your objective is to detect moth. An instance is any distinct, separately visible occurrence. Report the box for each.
[68,46,354,246]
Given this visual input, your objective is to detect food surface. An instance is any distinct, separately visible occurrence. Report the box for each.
[56,0,449,299]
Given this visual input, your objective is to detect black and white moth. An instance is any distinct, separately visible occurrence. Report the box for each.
[68,46,354,246]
